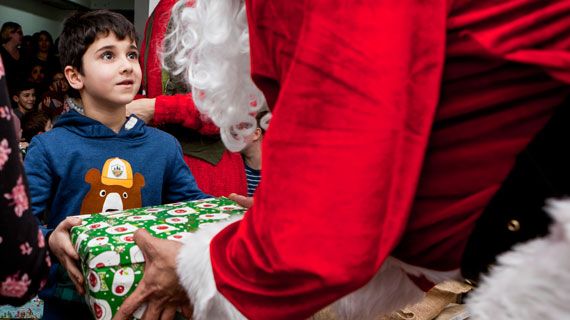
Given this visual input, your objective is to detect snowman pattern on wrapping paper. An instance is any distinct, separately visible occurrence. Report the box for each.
[166,207,197,216]
[89,297,113,320]
[111,267,135,296]
[71,197,246,319]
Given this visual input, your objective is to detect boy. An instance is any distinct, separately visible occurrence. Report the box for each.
[23,10,209,319]
[11,81,36,119]
[240,110,270,196]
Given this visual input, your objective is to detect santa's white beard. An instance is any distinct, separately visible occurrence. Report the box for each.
[162,0,267,152]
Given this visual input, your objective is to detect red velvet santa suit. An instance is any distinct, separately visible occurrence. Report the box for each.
[139,0,247,197]
[175,0,570,319]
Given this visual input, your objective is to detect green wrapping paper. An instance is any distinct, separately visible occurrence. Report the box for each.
[70,197,246,320]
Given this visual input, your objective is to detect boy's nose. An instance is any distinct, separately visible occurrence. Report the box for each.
[120,58,134,73]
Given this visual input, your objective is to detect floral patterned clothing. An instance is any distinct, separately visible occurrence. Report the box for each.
[0,57,50,306]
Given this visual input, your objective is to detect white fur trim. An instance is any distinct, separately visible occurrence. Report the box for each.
[176,214,462,320]
[467,199,570,319]
[176,216,246,320]
[331,257,461,320]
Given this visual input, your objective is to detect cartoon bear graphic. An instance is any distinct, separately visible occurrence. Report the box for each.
[80,158,145,214]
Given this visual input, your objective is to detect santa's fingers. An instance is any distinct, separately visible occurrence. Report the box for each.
[141,299,168,320]
[158,304,177,320]
[113,281,150,320]
[180,304,193,319]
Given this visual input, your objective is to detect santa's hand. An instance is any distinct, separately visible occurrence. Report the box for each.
[229,193,253,208]
[126,98,156,124]
[113,229,192,320]
[49,217,84,294]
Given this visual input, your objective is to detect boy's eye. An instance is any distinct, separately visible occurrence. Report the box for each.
[101,51,114,60]
[127,51,139,60]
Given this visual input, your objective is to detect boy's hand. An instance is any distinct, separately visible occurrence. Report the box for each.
[48,217,85,295]
[126,98,156,124]
[228,193,253,208]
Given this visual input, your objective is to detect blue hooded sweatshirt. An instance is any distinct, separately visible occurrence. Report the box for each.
[24,110,210,305]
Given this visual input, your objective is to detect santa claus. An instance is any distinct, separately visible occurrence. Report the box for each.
[112,0,570,319]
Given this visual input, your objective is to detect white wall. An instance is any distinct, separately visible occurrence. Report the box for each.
[133,0,150,43]
[1,0,151,47]
[133,0,159,45]
[0,0,73,38]
[149,0,159,13]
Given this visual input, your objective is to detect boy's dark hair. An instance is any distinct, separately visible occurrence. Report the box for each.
[21,110,52,142]
[58,10,138,75]
[1,22,22,44]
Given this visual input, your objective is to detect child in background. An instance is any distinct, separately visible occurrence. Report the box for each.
[241,110,270,196]
[11,81,36,119]
[39,71,70,118]
[24,10,210,319]
[26,63,46,88]
[21,108,53,143]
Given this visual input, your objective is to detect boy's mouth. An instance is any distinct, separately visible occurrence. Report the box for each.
[117,80,134,85]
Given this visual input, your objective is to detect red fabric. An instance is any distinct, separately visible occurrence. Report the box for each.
[153,94,219,135]
[209,1,570,319]
[139,0,246,197]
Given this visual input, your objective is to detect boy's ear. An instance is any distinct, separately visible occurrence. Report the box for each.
[253,128,263,141]
[12,95,20,103]
[64,66,83,91]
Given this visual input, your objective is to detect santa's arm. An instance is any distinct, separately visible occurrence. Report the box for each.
[176,0,447,319]
[153,94,219,135]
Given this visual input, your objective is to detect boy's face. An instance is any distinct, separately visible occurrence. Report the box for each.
[14,89,36,111]
[74,32,141,108]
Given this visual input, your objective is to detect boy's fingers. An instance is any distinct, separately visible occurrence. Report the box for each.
[60,256,84,294]
[60,216,82,231]
[62,240,80,260]
[70,273,85,295]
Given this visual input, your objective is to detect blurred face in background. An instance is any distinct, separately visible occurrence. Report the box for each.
[9,27,23,46]
[29,65,45,83]
[51,72,69,93]
[38,33,51,53]
[44,118,53,132]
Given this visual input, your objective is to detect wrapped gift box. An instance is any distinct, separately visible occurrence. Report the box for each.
[70,197,245,320]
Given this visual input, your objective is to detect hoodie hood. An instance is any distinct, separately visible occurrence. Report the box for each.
[53,110,147,139]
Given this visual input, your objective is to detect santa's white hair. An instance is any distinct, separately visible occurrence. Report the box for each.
[162,0,269,151]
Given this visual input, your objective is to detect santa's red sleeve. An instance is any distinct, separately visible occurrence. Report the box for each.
[174,0,570,319]
[153,94,219,135]
[176,1,447,319]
